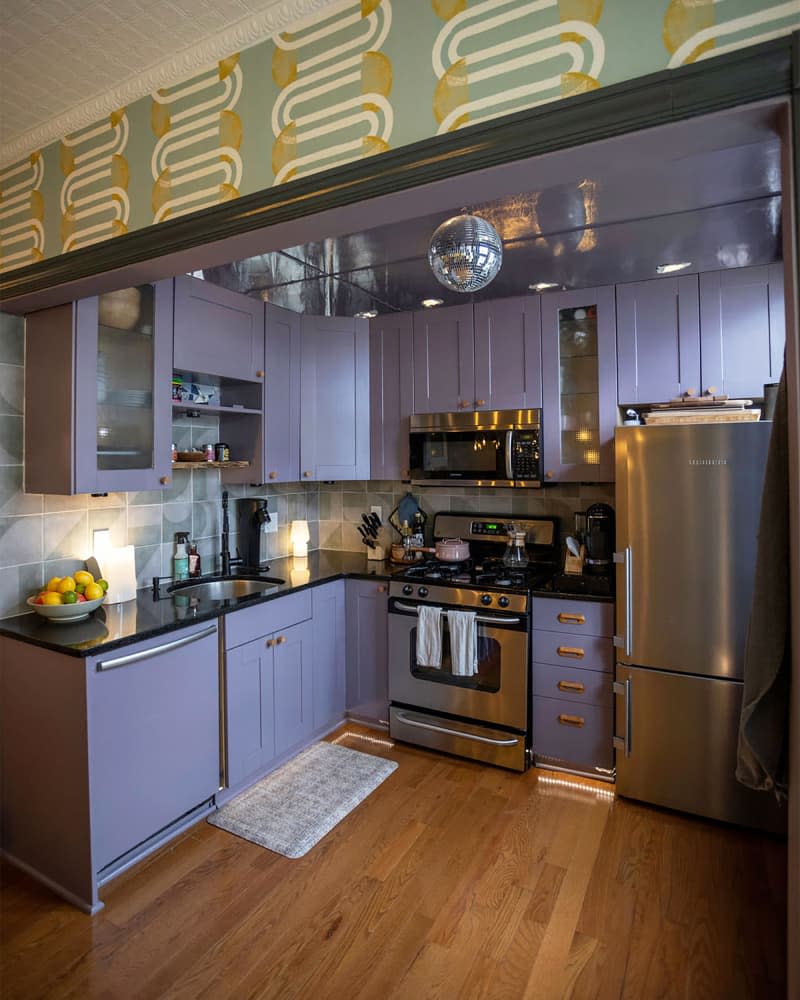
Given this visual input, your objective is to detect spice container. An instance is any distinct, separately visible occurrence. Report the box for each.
[204,443,214,462]
[214,442,230,462]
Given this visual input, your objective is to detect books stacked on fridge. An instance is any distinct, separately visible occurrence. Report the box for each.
[643,396,761,425]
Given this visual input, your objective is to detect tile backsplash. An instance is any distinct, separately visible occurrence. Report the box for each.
[0,311,613,618]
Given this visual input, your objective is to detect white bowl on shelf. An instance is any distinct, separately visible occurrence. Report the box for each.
[26,594,106,623]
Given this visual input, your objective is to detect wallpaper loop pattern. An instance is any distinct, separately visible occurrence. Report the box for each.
[0,154,45,273]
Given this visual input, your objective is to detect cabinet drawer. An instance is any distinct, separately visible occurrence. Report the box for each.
[532,662,613,708]
[225,591,312,649]
[532,597,613,636]
[532,695,613,770]
[532,629,613,674]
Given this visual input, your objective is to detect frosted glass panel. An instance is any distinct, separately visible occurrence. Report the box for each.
[96,285,155,471]
[558,305,600,467]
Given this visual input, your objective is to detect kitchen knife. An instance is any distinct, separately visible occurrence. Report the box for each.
[356,524,369,543]
[369,512,382,533]
[362,513,378,538]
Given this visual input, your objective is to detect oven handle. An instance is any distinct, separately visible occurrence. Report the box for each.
[391,601,521,625]
[394,711,521,747]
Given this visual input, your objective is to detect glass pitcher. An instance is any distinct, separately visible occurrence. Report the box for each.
[503,529,529,568]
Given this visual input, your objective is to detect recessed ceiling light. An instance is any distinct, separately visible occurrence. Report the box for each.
[529,282,559,292]
[354,309,378,319]
[421,298,444,308]
[656,262,692,274]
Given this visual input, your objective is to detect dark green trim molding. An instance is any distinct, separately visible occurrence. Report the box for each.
[1,33,796,306]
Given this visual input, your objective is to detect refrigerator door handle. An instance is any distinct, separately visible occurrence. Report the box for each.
[613,677,632,757]
[612,547,633,656]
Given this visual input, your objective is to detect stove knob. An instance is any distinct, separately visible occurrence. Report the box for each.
[498,596,510,608]
[418,586,429,598]
[480,593,492,606]
[402,584,413,596]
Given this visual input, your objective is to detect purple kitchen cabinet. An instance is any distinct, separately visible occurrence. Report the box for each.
[174,275,265,382]
[616,275,701,404]
[411,304,474,413]
[300,316,370,480]
[24,281,173,494]
[345,579,389,725]
[312,581,346,731]
[226,636,276,787]
[263,302,301,483]
[474,295,543,410]
[273,618,315,755]
[370,312,414,480]
[541,286,617,483]
[699,264,785,398]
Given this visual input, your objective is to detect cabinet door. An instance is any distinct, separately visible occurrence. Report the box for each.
[173,275,265,382]
[226,636,276,787]
[263,302,301,483]
[345,579,389,724]
[411,304,474,413]
[370,313,414,480]
[274,618,314,755]
[300,316,370,481]
[474,296,542,410]
[541,286,617,482]
[699,264,785,398]
[616,276,700,404]
[312,581,346,731]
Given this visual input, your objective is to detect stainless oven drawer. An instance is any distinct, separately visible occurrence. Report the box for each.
[390,706,528,772]
[531,629,613,674]
[532,661,613,708]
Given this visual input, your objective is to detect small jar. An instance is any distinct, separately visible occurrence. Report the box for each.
[171,442,177,463]
[204,443,214,462]
[214,442,230,462]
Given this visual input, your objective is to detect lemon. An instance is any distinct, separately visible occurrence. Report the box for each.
[58,577,76,594]
[40,592,63,606]
[46,577,62,592]
[74,570,94,587]
[84,583,104,601]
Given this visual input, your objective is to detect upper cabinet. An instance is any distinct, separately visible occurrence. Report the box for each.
[173,275,264,382]
[263,302,301,484]
[616,275,700,405]
[300,316,370,481]
[411,297,542,414]
[370,312,414,481]
[25,282,174,495]
[699,264,785,398]
[541,286,617,483]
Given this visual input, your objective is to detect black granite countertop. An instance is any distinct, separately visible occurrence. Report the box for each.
[0,551,393,658]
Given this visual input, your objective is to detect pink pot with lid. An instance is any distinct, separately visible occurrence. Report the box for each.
[434,537,470,562]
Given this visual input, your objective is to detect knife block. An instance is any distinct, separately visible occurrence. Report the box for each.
[367,544,385,561]
[564,544,585,576]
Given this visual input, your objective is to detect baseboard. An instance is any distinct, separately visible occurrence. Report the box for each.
[1,850,102,915]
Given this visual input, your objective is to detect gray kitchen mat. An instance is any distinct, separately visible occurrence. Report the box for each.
[209,741,398,858]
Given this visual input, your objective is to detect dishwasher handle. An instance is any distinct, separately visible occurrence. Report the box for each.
[96,624,218,672]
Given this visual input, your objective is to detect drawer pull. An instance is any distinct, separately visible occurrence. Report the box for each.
[557,645,584,659]
[557,612,585,625]
[276,635,287,645]
[558,713,585,728]
[557,680,585,693]
[266,638,275,648]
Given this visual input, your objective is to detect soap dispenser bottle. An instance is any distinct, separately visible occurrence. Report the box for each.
[173,532,190,582]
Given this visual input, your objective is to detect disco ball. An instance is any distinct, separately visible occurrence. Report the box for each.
[428,214,503,293]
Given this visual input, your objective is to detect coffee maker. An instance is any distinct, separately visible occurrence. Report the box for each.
[584,502,615,576]
[236,497,271,570]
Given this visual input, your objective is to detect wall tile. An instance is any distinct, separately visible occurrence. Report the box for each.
[0,415,23,465]
[0,514,43,567]
[318,491,342,520]
[163,468,192,503]
[162,501,193,540]
[192,501,219,539]
[192,468,222,501]
[88,506,127,548]
[127,504,162,547]
[318,520,342,549]
[44,510,88,561]
[0,563,45,617]
[134,544,162,589]
[0,364,24,416]
[0,466,43,516]
[44,493,88,513]
[0,314,24,366]
[128,488,166,506]
[44,557,86,582]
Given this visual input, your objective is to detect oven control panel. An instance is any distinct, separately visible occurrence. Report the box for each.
[389,581,528,614]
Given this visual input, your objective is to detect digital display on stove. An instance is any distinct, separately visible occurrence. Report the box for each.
[471,521,506,535]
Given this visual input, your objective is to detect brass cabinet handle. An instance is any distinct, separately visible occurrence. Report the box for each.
[475,399,486,406]
[159,476,170,485]
[276,635,287,644]
[256,369,265,377]
[545,470,554,480]
[266,638,275,648]
[303,471,313,478]
[557,645,585,659]
[557,612,585,625]
[558,713,585,728]
[705,386,717,395]
[377,585,387,593]
[269,471,278,480]
[557,680,585,693]
[458,400,470,409]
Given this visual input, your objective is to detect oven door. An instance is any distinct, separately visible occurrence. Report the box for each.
[409,428,513,487]
[388,598,528,731]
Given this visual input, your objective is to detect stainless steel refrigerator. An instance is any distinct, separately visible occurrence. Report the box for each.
[614,422,784,831]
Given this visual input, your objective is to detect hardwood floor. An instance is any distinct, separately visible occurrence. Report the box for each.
[0,725,787,999]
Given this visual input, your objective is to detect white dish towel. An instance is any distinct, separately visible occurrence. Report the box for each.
[448,610,478,676]
[416,605,442,667]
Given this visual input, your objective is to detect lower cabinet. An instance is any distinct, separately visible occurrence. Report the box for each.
[345,578,389,725]
[312,581,346,730]
[531,597,615,777]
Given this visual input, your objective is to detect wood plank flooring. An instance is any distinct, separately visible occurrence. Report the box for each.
[0,725,787,999]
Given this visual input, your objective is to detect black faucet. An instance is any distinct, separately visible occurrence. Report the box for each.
[221,490,231,576]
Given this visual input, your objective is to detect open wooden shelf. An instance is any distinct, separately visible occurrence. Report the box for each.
[172,460,250,470]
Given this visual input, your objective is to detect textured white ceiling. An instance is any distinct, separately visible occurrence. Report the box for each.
[0,0,337,163]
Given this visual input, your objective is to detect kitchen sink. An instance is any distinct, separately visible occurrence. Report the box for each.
[169,576,284,601]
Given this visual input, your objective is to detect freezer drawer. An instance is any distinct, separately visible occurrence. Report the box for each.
[532,629,613,673]
[614,664,786,833]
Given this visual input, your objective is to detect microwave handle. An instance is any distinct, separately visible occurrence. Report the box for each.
[505,431,514,480]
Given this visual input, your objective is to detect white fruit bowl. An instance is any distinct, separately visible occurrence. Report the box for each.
[27,594,106,623]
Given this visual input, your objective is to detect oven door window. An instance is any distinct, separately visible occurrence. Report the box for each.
[410,431,507,480]
[409,620,501,693]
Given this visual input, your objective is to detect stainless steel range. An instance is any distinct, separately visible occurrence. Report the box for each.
[388,512,558,771]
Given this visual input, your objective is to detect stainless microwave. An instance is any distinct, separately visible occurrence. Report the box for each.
[409,410,542,488]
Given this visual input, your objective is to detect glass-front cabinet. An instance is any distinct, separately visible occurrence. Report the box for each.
[540,286,617,482]
[24,281,174,494]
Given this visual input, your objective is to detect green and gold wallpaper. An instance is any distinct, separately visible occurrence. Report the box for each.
[0,0,796,272]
